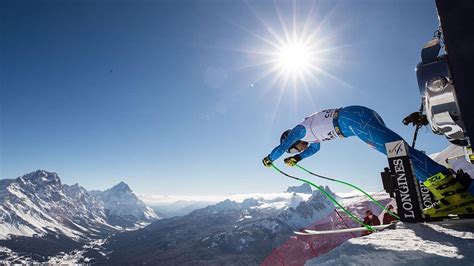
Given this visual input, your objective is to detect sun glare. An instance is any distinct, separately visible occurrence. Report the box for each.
[276,40,312,76]
[235,0,348,103]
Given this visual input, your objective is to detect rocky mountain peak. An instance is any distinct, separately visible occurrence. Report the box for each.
[286,183,312,194]
[109,181,132,193]
[0,170,159,243]
[20,170,61,186]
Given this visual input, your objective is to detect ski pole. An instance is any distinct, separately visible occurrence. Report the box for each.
[412,124,421,148]
[295,164,400,220]
[410,102,425,149]
[270,164,374,231]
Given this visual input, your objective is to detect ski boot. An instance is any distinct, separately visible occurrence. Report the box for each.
[423,170,474,218]
[424,192,474,218]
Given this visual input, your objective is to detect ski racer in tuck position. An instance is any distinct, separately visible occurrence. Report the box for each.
[262,105,474,217]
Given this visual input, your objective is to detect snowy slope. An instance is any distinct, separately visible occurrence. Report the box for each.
[306,222,474,266]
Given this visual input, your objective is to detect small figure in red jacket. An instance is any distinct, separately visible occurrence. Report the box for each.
[382,205,398,224]
[361,210,380,236]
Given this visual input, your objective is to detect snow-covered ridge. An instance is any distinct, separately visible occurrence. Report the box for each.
[0,170,159,240]
[139,183,317,217]
[140,192,312,205]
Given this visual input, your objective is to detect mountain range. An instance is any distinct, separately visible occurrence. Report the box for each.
[0,170,158,262]
[81,184,335,265]
[0,170,338,264]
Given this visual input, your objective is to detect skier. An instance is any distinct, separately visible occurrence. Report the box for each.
[361,210,381,236]
[262,106,474,217]
[382,205,398,224]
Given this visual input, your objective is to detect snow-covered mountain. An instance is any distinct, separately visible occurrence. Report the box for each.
[0,170,108,240]
[286,183,313,194]
[141,183,320,218]
[278,187,336,228]
[90,181,158,228]
[0,170,159,262]
[80,186,335,265]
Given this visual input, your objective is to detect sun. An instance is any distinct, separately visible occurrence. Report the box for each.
[234,0,348,101]
[276,40,313,77]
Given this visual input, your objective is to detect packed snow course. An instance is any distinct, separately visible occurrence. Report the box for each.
[306,221,474,265]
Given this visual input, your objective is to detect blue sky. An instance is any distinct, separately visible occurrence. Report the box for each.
[0,0,449,195]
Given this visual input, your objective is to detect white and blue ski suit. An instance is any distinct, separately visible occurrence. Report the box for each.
[268,105,448,184]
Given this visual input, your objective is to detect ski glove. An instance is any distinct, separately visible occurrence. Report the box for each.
[262,156,273,167]
[284,155,302,167]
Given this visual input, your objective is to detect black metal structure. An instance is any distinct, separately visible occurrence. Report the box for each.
[435,0,474,142]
